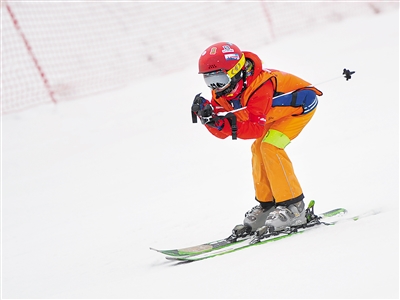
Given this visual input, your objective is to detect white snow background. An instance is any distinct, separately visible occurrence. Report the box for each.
[2,9,399,299]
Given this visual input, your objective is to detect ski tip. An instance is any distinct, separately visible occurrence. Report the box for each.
[165,256,194,264]
[165,256,182,261]
[150,247,183,257]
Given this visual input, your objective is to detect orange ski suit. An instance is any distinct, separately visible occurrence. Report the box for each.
[205,51,322,206]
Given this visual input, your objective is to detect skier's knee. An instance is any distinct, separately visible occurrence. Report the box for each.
[262,129,291,149]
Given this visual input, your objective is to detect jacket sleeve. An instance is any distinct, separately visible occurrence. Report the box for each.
[204,79,274,140]
[230,79,274,139]
[205,118,231,139]
[203,100,231,139]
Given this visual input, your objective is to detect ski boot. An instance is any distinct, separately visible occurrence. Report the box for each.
[263,200,307,233]
[229,202,275,240]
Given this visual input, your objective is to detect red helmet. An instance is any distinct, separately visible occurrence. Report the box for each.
[198,42,246,95]
[198,42,245,75]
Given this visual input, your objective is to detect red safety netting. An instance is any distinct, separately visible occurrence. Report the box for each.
[2,1,397,113]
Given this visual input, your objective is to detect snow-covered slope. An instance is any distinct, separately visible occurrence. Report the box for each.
[2,10,399,299]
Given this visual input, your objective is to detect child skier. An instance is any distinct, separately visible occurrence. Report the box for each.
[192,42,322,234]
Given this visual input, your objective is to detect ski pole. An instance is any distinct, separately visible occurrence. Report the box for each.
[217,68,355,117]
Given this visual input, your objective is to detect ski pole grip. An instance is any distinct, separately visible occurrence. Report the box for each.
[191,102,200,123]
[191,93,203,123]
[191,110,197,123]
[224,113,237,140]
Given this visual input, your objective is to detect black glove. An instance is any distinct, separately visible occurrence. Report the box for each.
[191,94,225,130]
[199,104,225,130]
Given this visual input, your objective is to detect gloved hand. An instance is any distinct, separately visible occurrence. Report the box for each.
[199,104,225,130]
[191,93,209,114]
[191,93,225,130]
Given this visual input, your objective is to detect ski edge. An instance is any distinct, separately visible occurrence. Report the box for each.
[150,236,251,257]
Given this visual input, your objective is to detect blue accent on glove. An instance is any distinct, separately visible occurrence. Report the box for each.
[197,96,208,110]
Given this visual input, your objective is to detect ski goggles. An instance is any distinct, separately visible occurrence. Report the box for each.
[203,53,246,92]
[203,71,231,92]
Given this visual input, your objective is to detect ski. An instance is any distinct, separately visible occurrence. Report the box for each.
[150,201,346,258]
[150,235,251,257]
[165,208,380,262]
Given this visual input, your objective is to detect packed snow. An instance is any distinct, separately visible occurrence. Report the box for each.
[2,9,399,299]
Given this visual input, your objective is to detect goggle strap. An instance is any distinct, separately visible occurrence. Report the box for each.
[227,54,245,79]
